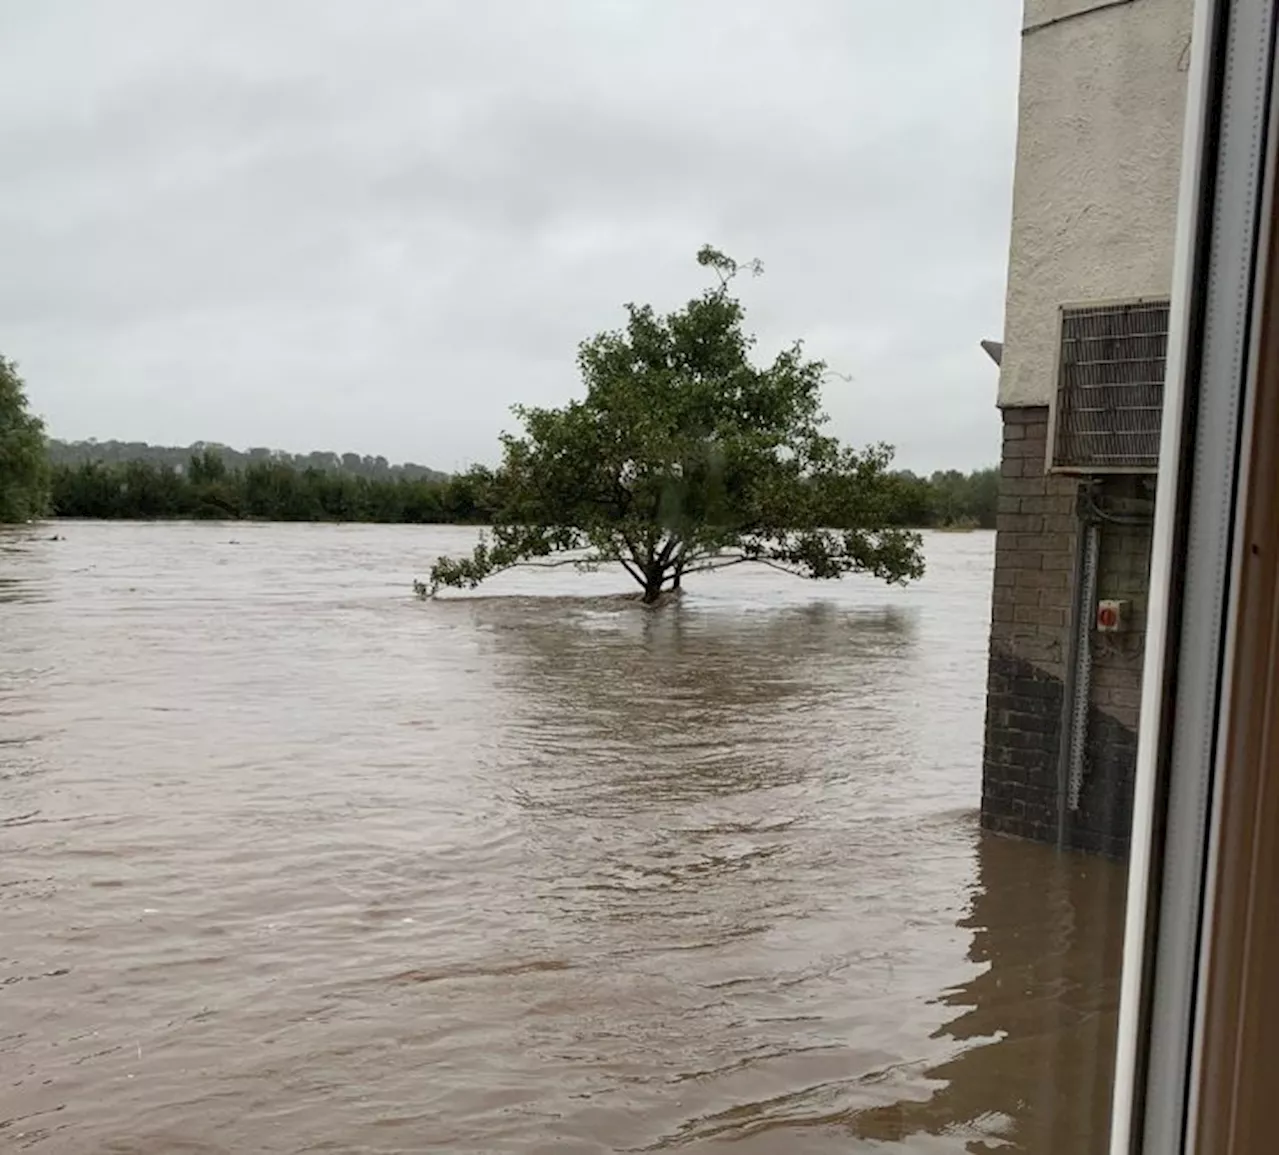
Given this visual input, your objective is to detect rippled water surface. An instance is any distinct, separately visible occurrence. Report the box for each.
[1,523,1126,1153]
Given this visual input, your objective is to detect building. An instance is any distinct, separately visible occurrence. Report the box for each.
[980,0,1195,858]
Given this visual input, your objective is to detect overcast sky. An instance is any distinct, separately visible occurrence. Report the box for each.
[1,2,1021,474]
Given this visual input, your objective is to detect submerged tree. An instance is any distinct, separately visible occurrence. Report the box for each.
[424,247,924,604]
[0,355,50,523]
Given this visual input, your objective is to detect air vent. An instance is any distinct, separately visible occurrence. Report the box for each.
[1049,299,1170,473]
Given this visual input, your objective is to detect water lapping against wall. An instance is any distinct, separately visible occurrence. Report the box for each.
[0,523,1125,1153]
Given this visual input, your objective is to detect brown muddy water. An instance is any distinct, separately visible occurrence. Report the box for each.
[1,523,1127,1153]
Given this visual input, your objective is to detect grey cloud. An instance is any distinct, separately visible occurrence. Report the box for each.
[0,0,1020,472]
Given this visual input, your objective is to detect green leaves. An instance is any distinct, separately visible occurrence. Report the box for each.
[48,455,499,524]
[424,246,926,603]
[0,355,50,524]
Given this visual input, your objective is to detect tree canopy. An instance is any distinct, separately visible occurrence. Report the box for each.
[0,355,50,524]
[425,246,925,604]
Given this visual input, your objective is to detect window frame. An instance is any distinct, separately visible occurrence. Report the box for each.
[1107,0,1277,1149]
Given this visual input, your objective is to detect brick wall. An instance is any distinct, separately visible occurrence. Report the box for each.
[981,407,1155,859]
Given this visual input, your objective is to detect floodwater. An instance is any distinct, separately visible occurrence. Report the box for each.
[1,522,1127,1153]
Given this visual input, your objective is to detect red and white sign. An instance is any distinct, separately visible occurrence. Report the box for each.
[1096,600,1129,632]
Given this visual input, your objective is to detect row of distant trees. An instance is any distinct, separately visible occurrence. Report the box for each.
[44,450,996,529]
[886,468,999,530]
[46,438,447,482]
[49,452,494,524]
[6,358,997,530]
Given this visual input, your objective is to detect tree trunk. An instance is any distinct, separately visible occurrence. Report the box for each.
[641,562,665,604]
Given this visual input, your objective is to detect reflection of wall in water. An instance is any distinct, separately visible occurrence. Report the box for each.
[848,832,1127,1153]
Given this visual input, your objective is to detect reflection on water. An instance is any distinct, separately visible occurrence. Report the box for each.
[849,835,1126,1152]
[0,523,1124,1152]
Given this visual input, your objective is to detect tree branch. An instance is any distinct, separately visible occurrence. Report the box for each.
[621,533,651,575]
[682,553,811,578]
[750,557,812,578]
[618,557,646,587]
[683,554,751,574]
[480,555,598,578]
[518,558,597,569]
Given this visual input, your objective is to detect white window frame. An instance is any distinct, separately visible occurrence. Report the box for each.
[1108,0,1277,1149]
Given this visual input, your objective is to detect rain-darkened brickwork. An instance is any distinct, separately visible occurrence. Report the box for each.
[981,407,1155,859]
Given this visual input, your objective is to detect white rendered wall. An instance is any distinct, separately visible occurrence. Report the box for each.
[998,0,1194,409]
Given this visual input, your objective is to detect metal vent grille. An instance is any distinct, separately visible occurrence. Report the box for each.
[1051,299,1170,472]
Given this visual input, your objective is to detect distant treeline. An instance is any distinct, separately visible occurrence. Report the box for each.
[49,447,998,529]
[47,438,448,483]
[51,452,493,523]
[886,468,999,530]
